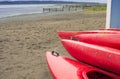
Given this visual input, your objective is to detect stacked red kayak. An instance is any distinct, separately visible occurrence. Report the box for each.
[46,28,120,79]
[74,34,120,49]
[46,51,120,79]
[57,30,120,39]
[62,39,120,75]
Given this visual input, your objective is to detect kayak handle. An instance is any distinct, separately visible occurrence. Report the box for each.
[70,36,78,41]
[52,51,59,57]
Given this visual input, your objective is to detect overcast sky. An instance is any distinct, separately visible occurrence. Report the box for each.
[0,0,107,3]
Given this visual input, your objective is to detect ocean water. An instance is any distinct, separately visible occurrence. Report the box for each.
[0,4,60,18]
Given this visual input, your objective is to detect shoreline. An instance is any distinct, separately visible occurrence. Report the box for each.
[0,4,61,19]
[0,8,82,21]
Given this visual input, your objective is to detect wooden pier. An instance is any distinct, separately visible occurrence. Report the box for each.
[43,5,87,13]
[43,7,64,13]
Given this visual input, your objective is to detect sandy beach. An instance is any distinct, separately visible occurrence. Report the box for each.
[0,12,106,79]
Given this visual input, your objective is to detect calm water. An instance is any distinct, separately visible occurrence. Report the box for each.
[0,4,60,18]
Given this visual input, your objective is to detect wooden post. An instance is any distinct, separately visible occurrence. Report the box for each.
[62,7,64,11]
[68,7,70,11]
[55,8,57,12]
[106,0,120,28]
[48,8,50,12]
[75,7,77,11]
[43,8,44,13]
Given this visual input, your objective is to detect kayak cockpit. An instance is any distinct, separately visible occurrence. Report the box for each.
[83,71,113,79]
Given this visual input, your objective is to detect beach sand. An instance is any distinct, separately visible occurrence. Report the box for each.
[0,12,105,79]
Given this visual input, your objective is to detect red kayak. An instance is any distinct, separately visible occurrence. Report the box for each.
[74,34,120,49]
[57,30,120,39]
[62,39,120,75]
[46,51,120,79]
[100,28,120,31]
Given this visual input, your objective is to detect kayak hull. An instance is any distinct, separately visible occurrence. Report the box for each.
[46,51,120,79]
[57,30,120,39]
[62,39,120,75]
[74,34,120,49]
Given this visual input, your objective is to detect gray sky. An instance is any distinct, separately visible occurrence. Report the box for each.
[0,0,107,3]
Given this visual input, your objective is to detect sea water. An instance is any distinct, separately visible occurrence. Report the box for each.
[0,4,60,18]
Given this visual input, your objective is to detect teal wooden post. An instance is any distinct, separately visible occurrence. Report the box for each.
[106,0,120,28]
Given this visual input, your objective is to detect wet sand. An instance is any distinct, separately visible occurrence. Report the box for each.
[0,12,105,79]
